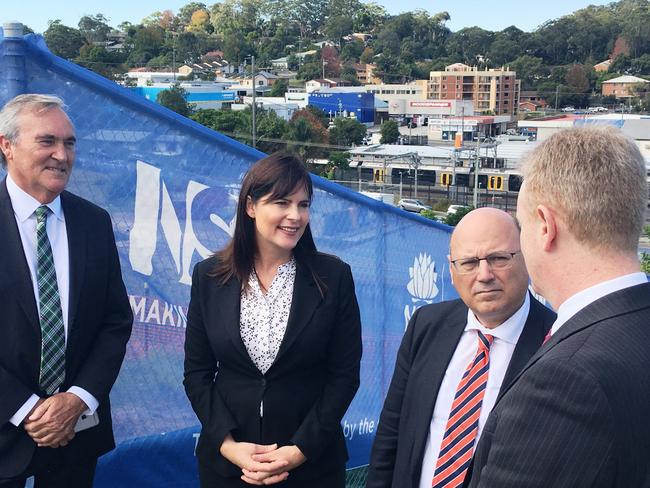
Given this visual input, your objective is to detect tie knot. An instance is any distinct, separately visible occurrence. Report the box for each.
[35,205,50,223]
[477,331,494,350]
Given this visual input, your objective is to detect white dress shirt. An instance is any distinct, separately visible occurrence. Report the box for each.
[6,174,98,426]
[549,272,648,337]
[418,293,531,488]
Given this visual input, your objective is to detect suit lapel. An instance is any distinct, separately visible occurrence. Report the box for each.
[0,178,39,330]
[219,276,251,361]
[500,296,551,392]
[496,282,650,403]
[274,258,322,365]
[410,301,468,479]
[61,192,86,338]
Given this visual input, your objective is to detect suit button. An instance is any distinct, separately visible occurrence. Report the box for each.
[261,378,267,387]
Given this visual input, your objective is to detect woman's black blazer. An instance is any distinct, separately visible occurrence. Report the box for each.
[183,252,362,482]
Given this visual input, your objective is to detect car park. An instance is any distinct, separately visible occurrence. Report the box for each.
[398,199,432,213]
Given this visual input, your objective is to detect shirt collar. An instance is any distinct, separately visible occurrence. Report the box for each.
[552,272,648,334]
[6,173,63,222]
[465,292,530,345]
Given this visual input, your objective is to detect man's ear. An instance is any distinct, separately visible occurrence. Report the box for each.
[245,195,255,219]
[0,135,13,164]
[447,254,455,285]
[535,204,557,252]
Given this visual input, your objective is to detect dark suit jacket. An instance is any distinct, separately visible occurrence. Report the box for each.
[466,282,650,488]
[0,179,133,479]
[183,252,362,483]
[367,295,555,488]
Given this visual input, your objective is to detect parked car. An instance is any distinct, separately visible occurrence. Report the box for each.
[398,199,432,213]
[588,106,607,113]
[561,106,576,112]
[447,204,469,215]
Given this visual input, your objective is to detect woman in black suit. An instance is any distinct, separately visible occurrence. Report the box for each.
[183,153,362,487]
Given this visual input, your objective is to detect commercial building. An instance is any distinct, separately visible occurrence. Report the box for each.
[308,90,375,123]
[518,114,650,159]
[130,82,236,110]
[427,63,520,117]
[233,97,300,121]
[365,82,428,103]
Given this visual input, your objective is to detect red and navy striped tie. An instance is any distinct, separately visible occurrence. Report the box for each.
[431,331,494,488]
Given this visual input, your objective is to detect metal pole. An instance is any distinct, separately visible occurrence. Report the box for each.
[460,105,464,146]
[251,55,256,149]
[172,33,176,81]
[399,172,403,200]
[452,149,457,203]
[554,85,559,111]
[412,154,420,199]
[2,22,27,99]
[473,135,480,208]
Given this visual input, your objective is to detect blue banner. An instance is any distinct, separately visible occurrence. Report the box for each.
[1,33,457,486]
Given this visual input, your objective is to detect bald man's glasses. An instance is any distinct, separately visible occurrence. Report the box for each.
[450,251,521,275]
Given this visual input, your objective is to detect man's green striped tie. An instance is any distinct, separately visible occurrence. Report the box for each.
[35,205,65,395]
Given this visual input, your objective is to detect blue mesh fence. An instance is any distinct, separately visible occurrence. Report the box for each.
[0,32,458,487]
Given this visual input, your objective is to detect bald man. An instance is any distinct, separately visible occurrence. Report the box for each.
[366,208,556,488]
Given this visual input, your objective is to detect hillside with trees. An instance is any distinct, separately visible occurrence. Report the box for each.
[38,1,648,88]
[30,0,650,159]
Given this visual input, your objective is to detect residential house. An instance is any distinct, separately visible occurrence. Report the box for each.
[602,75,649,98]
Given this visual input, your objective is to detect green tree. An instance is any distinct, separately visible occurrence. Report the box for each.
[446,27,494,65]
[256,109,289,153]
[157,84,190,116]
[328,151,350,169]
[76,44,125,79]
[641,253,650,274]
[380,120,399,144]
[44,20,84,59]
[127,25,165,65]
[489,26,527,65]
[78,14,112,43]
[329,117,367,147]
[285,117,315,159]
[325,151,350,178]
[509,55,546,89]
[304,105,329,128]
[178,2,208,25]
[443,206,473,226]
[191,108,250,142]
[285,108,329,159]
[269,80,289,97]
[297,60,322,81]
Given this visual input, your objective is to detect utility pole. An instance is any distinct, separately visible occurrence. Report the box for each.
[322,59,326,79]
[171,32,177,81]
[251,55,256,149]
[473,135,480,208]
[554,85,559,111]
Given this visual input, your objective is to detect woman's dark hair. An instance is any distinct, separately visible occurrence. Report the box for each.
[212,152,319,288]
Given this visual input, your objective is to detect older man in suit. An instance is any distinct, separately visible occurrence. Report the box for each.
[466,127,650,487]
[0,94,133,487]
[367,207,555,488]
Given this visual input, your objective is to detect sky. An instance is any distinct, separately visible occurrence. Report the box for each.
[3,0,613,35]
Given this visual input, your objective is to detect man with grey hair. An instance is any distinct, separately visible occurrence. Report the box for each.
[466,127,650,488]
[0,94,132,487]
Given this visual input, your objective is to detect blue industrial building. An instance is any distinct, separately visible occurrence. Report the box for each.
[131,84,236,109]
[308,91,375,123]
